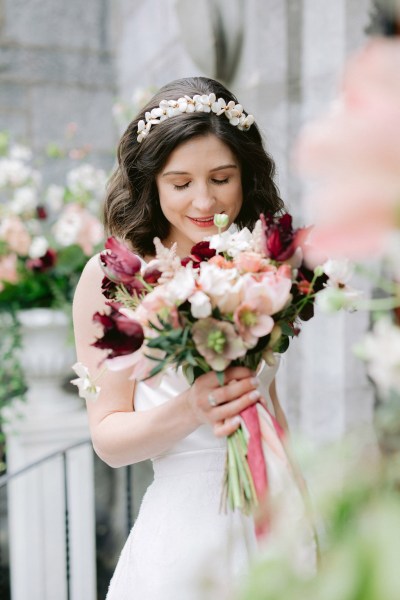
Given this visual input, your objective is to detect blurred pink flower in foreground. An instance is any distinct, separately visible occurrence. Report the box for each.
[295,38,400,261]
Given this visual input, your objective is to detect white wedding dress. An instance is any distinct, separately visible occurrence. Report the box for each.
[106,359,313,600]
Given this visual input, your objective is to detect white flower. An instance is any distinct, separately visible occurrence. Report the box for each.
[9,144,32,162]
[71,362,100,402]
[10,186,38,214]
[198,263,242,312]
[222,227,254,258]
[323,258,354,285]
[356,319,400,396]
[207,230,232,253]
[46,184,65,212]
[198,263,237,296]
[29,236,49,258]
[53,211,81,246]
[0,158,32,187]
[164,266,196,304]
[316,285,362,313]
[189,290,212,318]
[67,164,107,198]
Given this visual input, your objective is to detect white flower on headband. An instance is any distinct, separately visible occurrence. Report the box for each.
[136,93,255,143]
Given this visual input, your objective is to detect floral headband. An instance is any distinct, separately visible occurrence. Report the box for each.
[136,93,255,143]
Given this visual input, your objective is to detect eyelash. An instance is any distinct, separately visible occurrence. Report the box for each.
[173,178,229,191]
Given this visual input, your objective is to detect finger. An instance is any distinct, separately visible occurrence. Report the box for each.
[223,366,257,384]
[214,376,259,406]
[210,389,261,423]
[213,417,241,438]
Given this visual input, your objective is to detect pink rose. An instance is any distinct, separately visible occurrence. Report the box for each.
[0,216,31,256]
[0,253,19,289]
[234,251,263,273]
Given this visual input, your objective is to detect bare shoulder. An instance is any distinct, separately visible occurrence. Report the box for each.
[74,253,103,294]
[72,253,108,353]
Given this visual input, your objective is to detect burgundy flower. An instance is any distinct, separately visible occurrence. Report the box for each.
[100,237,142,285]
[181,241,216,268]
[261,213,297,261]
[101,276,117,299]
[36,205,47,220]
[142,264,162,284]
[101,274,147,300]
[26,248,57,272]
[92,303,144,358]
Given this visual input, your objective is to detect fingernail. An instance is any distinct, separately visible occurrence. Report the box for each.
[231,416,241,425]
[250,377,259,387]
[249,389,261,401]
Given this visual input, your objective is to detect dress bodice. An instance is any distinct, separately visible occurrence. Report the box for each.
[134,358,280,458]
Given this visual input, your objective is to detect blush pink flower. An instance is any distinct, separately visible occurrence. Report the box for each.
[234,300,275,348]
[192,317,247,371]
[75,207,103,255]
[0,253,19,289]
[0,216,31,256]
[243,271,293,316]
[295,38,400,259]
[234,251,263,273]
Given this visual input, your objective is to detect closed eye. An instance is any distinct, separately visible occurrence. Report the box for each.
[212,178,229,185]
[173,182,190,190]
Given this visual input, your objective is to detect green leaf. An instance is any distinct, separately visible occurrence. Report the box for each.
[182,364,194,384]
[280,321,295,337]
[274,335,290,353]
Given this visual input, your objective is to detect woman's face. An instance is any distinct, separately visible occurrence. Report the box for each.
[155,134,243,256]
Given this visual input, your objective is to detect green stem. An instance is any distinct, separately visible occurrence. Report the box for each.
[355,296,400,312]
[231,431,252,503]
[227,435,242,510]
[354,264,400,295]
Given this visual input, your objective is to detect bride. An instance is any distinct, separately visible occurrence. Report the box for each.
[73,76,298,599]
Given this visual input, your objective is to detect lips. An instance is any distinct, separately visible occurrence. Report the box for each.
[187,215,216,228]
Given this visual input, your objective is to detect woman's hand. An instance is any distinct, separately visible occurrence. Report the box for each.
[185,367,261,438]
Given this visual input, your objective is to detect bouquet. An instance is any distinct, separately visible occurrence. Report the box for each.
[74,212,335,522]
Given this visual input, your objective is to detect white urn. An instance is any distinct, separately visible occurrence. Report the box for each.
[16,307,80,416]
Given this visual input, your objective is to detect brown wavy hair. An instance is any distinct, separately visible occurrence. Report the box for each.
[104,77,285,257]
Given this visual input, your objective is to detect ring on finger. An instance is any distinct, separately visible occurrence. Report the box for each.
[207,393,218,407]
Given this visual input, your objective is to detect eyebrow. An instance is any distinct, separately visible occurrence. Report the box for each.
[162,164,238,177]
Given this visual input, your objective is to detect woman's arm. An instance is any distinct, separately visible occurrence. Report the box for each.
[73,255,260,468]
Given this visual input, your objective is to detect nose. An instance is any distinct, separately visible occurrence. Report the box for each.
[191,182,216,213]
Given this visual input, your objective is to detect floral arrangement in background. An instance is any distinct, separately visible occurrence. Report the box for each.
[0,132,106,311]
[0,129,107,434]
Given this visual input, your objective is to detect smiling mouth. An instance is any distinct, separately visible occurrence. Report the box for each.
[187,215,216,228]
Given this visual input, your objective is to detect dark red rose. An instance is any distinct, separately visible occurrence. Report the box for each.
[261,213,297,261]
[181,241,216,268]
[142,264,162,284]
[26,248,57,272]
[100,237,142,285]
[36,205,47,220]
[92,303,144,358]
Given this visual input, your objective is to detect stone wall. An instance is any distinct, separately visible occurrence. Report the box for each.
[0,0,116,181]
